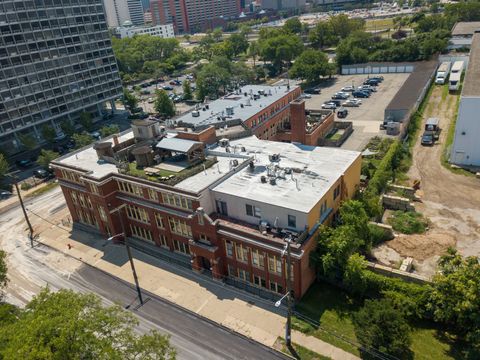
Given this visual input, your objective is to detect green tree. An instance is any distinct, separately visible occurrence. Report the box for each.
[225,33,249,58]
[36,150,59,169]
[289,49,330,84]
[248,41,260,67]
[72,133,94,149]
[182,80,193,101]
[0,289,176,359]
[196,62,231,100]
[123,89,138,110]
[60,121,75,137]
[259,33,303,73]
[0,250,7,292]
[99,124,120,138]
[343,254,369,297]
[329,14,365,39]
[79,112,93,132]
[18,134,37,150]
[309,22,336,48]
[212,27,223,42]
[353,299,412,359]
[427,248,480,354]
[0,154,9,179]
[154,90,175,118]
[283,17,302,34]
[41,125,56,143]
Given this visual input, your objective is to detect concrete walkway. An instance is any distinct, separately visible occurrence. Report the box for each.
[30,209,360,360]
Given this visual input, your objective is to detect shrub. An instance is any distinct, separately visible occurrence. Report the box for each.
[387,211,428,234]
[368,223,393,245]
[20,182,33,191]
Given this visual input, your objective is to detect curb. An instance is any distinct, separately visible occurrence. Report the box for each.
[32,237,295,360]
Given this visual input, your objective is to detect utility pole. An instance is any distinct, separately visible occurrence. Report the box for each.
[8,173,34,247]
[285,236,292,347]
[110,204,143,305]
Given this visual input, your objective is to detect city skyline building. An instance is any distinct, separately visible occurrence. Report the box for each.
[103,0,145,27]
[0,0,123,153]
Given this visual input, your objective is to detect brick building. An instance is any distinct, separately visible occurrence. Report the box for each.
[51,122,361,299]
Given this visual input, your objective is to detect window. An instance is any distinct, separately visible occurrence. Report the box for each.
[148,188,158,201]
[158,234,168,248]
[245,204,261,218]
[252,249,265,269]
[71,191,78,204]
[163,193,193,210]
[285,263,294,281]
[320,200,327,216]
[225,240,233,257]
[168,218,192,237]
[216,200,228,216]
[237,269,250,282]
[254,275,266,288]
[268,254,282,275]
[198,213,204,225]
[126,205,150,224]
[333,185,341,200]
[270,281,284,294]
[78,193,86,207]
[154,213,164,228]
[90,183,100,194]
[61,169,82,183]
[227,264,235,276]
[117,180,143,197]
[173,239,190,254]
[235,243,249,263]
[98,206,107,222]
[130,224,153,242]
[287,215,296,228]
[199,234,210,245]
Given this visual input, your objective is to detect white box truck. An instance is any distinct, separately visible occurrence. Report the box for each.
[435,62,451,85]
[448,61,464,92]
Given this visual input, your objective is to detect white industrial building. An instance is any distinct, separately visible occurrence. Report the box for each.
[116,24,175,39]
[451,32,480,166]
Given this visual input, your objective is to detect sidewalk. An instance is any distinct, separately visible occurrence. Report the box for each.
[34,214,359,360]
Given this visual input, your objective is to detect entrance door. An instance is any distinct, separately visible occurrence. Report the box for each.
[200,257,211,271]
[216,200,228,216]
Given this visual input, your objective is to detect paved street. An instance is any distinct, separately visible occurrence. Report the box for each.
[0,196,289,360]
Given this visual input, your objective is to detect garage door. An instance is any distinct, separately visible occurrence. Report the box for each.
[342,64,415,74]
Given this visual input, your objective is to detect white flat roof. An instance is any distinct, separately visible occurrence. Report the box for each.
[57,131,135,179]
[212,137,361,213]
[176,85,299,128]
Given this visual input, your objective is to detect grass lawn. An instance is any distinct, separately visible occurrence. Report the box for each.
[365,18,394,31]
[294,282,457,359]
[278,338,331,360]
[25,182,59,198]
[386,210,428,234]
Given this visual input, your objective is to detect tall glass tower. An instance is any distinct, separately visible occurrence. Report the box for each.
[0,0,123,153]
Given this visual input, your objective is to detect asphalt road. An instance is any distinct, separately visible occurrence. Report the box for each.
[0,189,290,360]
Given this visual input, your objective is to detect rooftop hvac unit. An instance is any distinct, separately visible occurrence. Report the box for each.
[241,146,246,152]
[192,110,200,117]
[232,159,239,167]
[245,98,251,106]
[270,178,276,185]
[244,92,248,96]
[258,90,264,95]
[240,103,244,108]
[268,153,280,162]
[205,104,209,109]
[284,167,292,174]
[220,138,230,147]
[226,107,234,116]
[261,175,267,183]
[249,161,255,171]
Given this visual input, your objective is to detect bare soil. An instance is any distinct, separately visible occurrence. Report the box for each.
[373,85,480,277]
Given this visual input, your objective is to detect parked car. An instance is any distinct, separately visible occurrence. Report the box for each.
[337,108,348,118]
[332,92,349,100]
[341,86,355,92]
[370,76,384,82]
[140,89,151,95]
[358,85,377,92]
[147,97,155,103]
[169,79,181,86]
[33,169,51,179]
[301,93,312,99]
[363,79,380,86]
[304,87,321,94]
[90,131,101,140]
[352,90,370,98]
[329,99,343,107]
[16,159,33,168]
[421,131,435,146]
[342,99,360,107]
[131,106,143,113]
[322,102,337,109]
[162,85,174,91]
[0,191,12,200]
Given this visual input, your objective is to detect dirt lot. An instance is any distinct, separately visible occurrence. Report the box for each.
[304,74,410,151]
[373,85,480,277]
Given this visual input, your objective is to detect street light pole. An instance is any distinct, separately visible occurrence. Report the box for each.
[283,236,293,347]
[8,173,34,247]
[110,204,143,305]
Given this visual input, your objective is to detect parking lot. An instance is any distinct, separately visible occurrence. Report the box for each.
[304,74,410,151]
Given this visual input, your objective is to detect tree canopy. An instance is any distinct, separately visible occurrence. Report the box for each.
[0,250,7,293]
[36,150,59,169]
[154,90,176,118]
[0,289,176,360]
[100,124,120,138]
[289,49,332,84]
[41,125,56,144]
[0,154,9,180]
[182,81,193,101]
[258,30,304,73]
[123,89,138,110]
[73,133,94,149]
[353,299,412,359]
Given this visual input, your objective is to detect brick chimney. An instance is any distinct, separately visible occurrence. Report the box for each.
[290,99,306,144]
[112,134,119,147]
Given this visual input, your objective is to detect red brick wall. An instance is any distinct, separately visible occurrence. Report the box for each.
[176,126,217,144]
